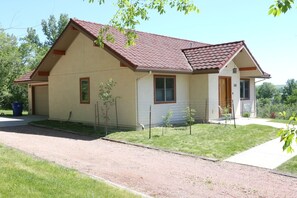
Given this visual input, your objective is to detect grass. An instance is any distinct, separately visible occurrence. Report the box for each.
[277,156,297,175]
[0,109,28,116]
[0,144,139,198]
[107,124,278,160]
[31,120,105,137]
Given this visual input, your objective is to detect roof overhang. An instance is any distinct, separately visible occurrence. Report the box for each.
[30,22,81,82]
[220,44,269,78]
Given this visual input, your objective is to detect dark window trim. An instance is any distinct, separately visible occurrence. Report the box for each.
[240,78,250,100]
[154,75,176,104]
[80,77,90,104]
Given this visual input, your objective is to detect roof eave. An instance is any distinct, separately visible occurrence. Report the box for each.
[193,69,220,74]
[135,67,193,74]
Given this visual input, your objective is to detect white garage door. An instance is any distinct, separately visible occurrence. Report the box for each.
[34,85,49,116]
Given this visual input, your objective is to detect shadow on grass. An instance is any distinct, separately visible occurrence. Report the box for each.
[22,120,132,141]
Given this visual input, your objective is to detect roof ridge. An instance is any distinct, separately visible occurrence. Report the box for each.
[181,40,244,51]
[72,18,208,46]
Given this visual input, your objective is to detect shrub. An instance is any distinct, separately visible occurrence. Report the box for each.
[242,112,250,118]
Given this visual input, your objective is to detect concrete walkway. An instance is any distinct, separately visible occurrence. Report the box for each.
[224,118,297,169]
[225,138,297,169]
[0,115,47,127]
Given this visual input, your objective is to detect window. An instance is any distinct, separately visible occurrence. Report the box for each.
[154,75,176,103]
[240,79,250,100]
[80,77,90,104]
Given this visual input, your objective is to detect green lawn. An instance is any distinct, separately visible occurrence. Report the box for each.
[0,109,28,116]
[277,156,297,175]
[107,124,278,160]
[31,120,105,137]
[0,144,139,198]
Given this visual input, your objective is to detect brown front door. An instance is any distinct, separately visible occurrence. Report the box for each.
[219,77,232,115]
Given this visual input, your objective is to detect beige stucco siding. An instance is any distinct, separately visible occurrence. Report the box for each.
[189,74,209,121]
[137,73,190,127]
[49,33,136,127]
[208,73,219,120]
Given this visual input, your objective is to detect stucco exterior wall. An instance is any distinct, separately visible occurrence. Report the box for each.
[137,73,190,127]
[49,33,136,128]
[189,74,209,121]
[241,78,256,117]
[208,73,219,120]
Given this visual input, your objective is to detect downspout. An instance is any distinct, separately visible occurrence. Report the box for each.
[136,71,152,129]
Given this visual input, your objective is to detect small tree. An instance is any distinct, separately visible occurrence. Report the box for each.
[98,79,117,135]
[184,106,196,135]
[162,110,173,135]
[278,112,297,153]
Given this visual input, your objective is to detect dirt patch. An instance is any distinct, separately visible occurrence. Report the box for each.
[0,126,296,197]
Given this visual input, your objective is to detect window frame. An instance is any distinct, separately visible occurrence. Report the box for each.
[240,79,250,100]
[80,77,90,104]
[154,75,176,104]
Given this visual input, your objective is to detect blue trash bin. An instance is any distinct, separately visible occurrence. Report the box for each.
[12,102,23,116]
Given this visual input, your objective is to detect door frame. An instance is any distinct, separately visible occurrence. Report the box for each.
[31,84,49,115]
[218,76,232,116]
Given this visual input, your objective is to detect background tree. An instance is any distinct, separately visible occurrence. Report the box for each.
[41,14,69,47]
[0,29,26,109]
[20,14,69,69]
[282,79,297,104]
[19,28,47,69]
[257,82,278,99]
[0,14,69,110]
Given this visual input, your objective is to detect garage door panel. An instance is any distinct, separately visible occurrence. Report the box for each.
[34,86,49,116]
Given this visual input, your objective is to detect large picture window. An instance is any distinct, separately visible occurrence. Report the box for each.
[154,75,176,103]
[240,79,250,100]
[80,77,90,104]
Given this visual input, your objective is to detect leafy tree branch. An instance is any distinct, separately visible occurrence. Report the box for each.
[88,0,199,47]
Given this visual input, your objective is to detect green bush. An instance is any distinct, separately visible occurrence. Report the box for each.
[257,101,297,119]
[242,112,250,118]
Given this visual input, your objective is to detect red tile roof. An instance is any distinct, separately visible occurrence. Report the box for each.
[72,19,208,72]
[15,18,269,83]
[182,41,244,71]
[14,70,34,83]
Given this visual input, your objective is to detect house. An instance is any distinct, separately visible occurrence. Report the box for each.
[15,18,270,129]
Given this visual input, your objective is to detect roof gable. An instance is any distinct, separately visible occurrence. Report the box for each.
[182,41,244,72]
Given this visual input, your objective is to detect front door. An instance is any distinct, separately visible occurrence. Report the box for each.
[219,77,232,115]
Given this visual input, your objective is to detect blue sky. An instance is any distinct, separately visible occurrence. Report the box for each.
[1,0,296,85]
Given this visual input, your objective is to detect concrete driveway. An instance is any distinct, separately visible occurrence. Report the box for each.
[0,125,296,197]
[0,115,47,127]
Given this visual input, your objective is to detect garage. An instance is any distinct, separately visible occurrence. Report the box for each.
[32,85,49,116]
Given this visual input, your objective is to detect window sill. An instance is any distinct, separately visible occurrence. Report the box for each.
[154,101,176,104]
[240,98,250,101]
